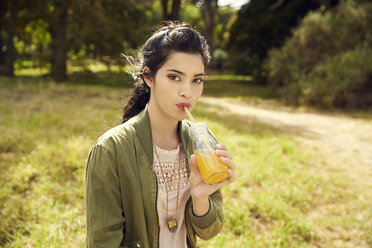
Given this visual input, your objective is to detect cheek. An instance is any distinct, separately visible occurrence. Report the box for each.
[155,81,176,100]
[193,85,203,99]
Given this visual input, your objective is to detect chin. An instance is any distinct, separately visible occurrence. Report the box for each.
[174,112,188,122]
[175,115,186,122]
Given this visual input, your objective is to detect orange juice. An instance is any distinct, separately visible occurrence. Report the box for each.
[195,149,229,184]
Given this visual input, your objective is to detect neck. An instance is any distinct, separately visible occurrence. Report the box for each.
[148,100,180,150]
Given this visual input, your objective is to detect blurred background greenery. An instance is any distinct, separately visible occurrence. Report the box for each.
[1,0,371,109]
[1,0,372,247]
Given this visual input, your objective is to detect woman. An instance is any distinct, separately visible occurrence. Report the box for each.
[85,22,235,248]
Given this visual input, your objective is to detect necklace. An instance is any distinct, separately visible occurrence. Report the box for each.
[154,144,182,233]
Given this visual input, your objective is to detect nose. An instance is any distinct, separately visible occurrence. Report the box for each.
[179,83,192,99]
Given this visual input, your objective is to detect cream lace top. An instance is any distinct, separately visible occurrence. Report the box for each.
[153,143,190,248]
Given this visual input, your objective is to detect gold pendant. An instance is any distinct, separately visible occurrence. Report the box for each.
[168,219,177,233]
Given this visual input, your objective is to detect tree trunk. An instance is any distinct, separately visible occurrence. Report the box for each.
[50,0,68,82]
[201,0,217,53]
[0,0,6,74]
[171,0,181,20]
[0,36,4,74]
[161,0,169,20]
[5,0,16,76]
[161,0,181,21]
[0,0,16,76]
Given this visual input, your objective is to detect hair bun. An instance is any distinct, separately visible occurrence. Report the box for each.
[156,21,192,33]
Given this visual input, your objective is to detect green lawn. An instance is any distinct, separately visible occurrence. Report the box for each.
[0,73,371,247]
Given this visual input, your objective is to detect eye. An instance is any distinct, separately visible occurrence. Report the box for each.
[168,74,181,81]
[193,78,204,84]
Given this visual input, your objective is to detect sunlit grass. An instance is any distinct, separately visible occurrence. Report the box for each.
[0,73,371,247]
[14,60,129,77]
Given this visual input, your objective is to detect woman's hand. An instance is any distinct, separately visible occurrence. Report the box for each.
[189,143,235,216]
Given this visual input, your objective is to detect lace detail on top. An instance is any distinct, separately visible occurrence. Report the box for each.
[153,144,190,193]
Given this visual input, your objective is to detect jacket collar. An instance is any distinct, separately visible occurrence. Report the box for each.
[130,104,193,167]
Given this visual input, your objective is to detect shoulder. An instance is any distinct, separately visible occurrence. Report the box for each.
[93,120,137,152]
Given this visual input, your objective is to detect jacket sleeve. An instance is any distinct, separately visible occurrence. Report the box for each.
[187,189,224,240]
[85,144,125,248]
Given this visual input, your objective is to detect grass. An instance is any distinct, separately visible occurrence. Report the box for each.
[0,72,371,247]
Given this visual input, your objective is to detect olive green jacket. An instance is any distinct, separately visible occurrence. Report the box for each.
[85,106,224,248]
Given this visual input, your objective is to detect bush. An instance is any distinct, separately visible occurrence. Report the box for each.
[227,0,336,77]
[300,46,372,108]
[266,1,372,108]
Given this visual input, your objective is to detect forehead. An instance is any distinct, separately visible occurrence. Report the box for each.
[160,52,205,73]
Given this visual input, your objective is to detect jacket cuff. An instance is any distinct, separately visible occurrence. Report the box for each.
[189,198,217,229]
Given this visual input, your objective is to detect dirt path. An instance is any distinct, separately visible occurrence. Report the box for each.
[201,97,372,167]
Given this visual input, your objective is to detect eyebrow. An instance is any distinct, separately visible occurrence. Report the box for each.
[166,69,205,77]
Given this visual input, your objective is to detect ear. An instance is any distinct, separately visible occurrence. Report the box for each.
[142,67,154,88]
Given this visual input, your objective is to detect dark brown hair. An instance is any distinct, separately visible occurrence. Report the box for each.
[122,22,210,123]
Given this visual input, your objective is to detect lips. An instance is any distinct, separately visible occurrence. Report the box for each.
[176,103,191,110]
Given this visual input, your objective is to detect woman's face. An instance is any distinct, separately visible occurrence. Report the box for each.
[145,52,205,121]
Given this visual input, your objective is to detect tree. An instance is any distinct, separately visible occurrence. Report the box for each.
[49,0,69,81]
[161,0,182,20]
[0,0,17,76]
[227,0,339,79]
[187,0,218,54]
[1,0,161,80]
[1,0,51,76]
[28,0,158,79]
[214,5,235,49]
[9,0,71,81]
[180,2,235,53]
[67,0,160,69]
[267,1,372,108]
[199,0,217,53]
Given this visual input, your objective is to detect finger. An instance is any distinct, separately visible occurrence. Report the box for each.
[213,172,233,189]
[215,143,227,151]
[190,154,199,173]
[215,149,233,160]
[211,169,236,190]
[219,156,235,170]
[226,169,235,183]
[220,170,235,187]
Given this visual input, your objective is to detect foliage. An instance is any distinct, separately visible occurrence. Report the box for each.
[67,0,161,68]
[181,1,236,68]
[180,2,203,28]
[213,6,236,50]
[7,0,161,73]
[227,0,339,78]
[266,1,372,108]
[2,0,238,78]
